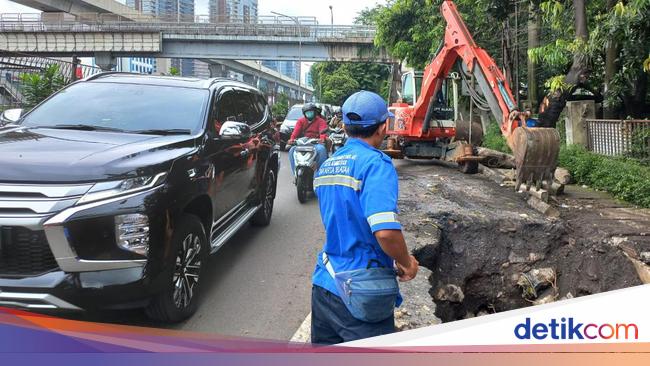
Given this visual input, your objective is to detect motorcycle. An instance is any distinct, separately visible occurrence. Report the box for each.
[290,137,321,203]
[328,127,347,154]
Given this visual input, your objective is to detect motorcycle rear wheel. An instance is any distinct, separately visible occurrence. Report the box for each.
[297,177,308,203]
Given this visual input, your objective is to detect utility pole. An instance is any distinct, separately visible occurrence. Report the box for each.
[272,11,303,102]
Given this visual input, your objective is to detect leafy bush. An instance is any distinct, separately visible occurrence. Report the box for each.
[271,92,289,119]
[20,65,66,108]
[625,127,650,165]
[481,121,511,154]
[559,145,650,208]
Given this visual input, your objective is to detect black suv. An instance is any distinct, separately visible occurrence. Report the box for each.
[0,73,279,322]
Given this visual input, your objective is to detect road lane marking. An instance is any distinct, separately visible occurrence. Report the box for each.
[290,312,311,343]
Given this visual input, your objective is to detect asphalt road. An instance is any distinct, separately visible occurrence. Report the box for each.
[173,152,324,339]
[83,152,325,340]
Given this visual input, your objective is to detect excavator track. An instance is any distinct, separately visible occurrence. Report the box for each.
[511,127,560,191]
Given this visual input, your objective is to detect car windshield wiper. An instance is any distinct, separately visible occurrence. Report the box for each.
[42,124,126,133]
[134,129,192,135]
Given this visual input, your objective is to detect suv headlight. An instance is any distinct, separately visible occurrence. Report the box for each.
[78,173,167,204]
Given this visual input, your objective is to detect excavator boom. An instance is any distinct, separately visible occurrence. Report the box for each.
[390,0,560,189]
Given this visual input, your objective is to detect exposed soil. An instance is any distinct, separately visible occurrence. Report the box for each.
[394,159,647,323]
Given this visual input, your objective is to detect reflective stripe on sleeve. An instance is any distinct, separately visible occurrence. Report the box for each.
[367,211,399,227]
[313,175,362,191]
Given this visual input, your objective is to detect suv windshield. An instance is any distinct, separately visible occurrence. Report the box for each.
[285,107,303,120]
[21,82,209,134]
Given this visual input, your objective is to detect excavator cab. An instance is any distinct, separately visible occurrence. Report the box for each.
[400,71,423,106]
[401,70,459,127]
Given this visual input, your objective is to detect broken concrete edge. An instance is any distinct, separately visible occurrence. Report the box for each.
[621,252,650,284]
[479,164,508,184]
[527,196,561,218]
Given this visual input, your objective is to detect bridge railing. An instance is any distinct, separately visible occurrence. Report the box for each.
[0,13,377,40]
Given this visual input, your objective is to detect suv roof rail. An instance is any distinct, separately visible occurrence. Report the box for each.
[84,71,145,82]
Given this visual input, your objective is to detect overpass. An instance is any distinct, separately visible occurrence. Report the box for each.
[7,0,150,21]
[0,13,388,62]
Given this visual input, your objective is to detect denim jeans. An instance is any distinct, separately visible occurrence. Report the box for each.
[288,143,328,175]
[311,285,395,345]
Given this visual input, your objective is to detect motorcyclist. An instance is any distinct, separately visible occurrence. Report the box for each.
[287,103,329,174]
[329,111,343,129]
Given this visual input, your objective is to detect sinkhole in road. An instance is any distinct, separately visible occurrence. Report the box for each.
[410,209,642,323]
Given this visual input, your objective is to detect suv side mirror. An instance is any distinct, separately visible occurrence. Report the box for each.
[0,109,24,126]
[219,121,251,140]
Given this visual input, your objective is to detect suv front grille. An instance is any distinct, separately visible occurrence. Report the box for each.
[0,227,59,277]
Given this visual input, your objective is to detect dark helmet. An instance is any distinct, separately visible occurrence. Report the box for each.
[302,103,321,115]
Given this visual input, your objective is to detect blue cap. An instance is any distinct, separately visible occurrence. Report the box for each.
[342,90,394,127]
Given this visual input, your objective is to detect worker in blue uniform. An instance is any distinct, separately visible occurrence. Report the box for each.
[311,90,419,344]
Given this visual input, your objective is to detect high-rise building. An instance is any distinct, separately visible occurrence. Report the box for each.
[157,0,195,22]
[262,60,300,82]
[125,0,195,76]
[210,0,258,23]
[125,0,157,15]
[127,0,194,21]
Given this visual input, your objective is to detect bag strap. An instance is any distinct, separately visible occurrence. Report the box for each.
[300,118,316,137]
[323,253,392,275]
[322,252,336,279]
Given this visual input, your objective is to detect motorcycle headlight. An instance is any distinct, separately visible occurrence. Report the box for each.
[78,173,167,204]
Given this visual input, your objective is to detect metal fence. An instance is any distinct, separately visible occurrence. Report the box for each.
[585,119,650,162]
[0,51,102,110]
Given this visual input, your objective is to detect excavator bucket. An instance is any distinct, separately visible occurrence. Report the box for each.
[511,127,560,191]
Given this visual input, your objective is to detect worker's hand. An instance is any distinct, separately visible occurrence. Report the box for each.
[287,139,295,146]
[396,255,419,282]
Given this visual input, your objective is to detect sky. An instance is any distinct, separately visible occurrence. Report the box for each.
[0,0,384,25]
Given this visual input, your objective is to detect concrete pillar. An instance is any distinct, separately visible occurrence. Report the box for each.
[94,52,116,71]
[565,100,595,146]
[208,64,227,77]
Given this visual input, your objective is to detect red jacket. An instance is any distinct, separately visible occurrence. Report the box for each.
[290,116,328,141]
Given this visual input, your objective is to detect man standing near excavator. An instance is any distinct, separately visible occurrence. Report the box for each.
[311,91,419,344]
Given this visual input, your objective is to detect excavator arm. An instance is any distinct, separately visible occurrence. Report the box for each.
[412,1,560,188]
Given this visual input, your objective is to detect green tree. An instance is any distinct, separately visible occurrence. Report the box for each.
[530,0,650,121]
[310,62,391,104]
[321,68,361,105]
[20,65,66,108]
[373,0,508,69]
[169,67,180,76]
[272,92,290,118]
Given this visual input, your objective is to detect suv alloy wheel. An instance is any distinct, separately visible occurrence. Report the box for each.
[251,170,276,226]
[145,214,208,322]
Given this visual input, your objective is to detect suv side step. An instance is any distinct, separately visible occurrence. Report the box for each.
[210,205,260,254]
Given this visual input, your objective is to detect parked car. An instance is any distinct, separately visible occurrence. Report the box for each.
[0,73,279,322]
[278,104,303,150]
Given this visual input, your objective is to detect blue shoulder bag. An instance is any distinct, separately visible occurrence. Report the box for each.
[322,253,399,323]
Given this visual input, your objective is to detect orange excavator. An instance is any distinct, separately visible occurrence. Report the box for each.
[384,0,560,190]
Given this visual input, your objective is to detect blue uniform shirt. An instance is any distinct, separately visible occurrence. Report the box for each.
[312,138,403,306]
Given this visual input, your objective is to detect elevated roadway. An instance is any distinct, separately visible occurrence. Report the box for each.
[0,14,388,62]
